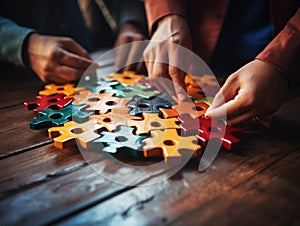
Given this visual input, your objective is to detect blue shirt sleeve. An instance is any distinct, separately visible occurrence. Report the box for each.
[0,17,35,67]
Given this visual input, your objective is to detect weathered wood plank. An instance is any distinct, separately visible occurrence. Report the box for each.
[0,144,86,199]
[171,149,300,226]
[57,143,300,225]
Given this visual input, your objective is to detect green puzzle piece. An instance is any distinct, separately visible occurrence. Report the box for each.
[30,104,93,130]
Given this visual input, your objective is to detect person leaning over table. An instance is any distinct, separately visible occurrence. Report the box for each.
[0,0,147,84]
[143,0,300,126]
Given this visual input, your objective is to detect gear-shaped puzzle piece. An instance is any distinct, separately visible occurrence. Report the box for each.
[24,94,72,116]
[30,104,73,130]
[127,113,180,135]
[81,77,119,94]
[73,90,130,114]
[178,114,200,135]
[159,101,209,119]
[94,126,145,155]
[127,96,172,116]
[185,74,219,87]
[39,84,85,97]
[114,84,159,99]
[48,120,102,149]
[90,110,142,132]
[197,117,242,150]
[143,129,201,163]
[105,71,145,86]
[72,104,94,123]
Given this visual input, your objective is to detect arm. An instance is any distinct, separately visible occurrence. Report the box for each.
[205,9,300,126]
[0,17,34,67]
[114,0,148,73]
[143,0,191,101]
[0,17,93,83]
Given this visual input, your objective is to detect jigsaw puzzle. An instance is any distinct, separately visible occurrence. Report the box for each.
[24,70,246,165]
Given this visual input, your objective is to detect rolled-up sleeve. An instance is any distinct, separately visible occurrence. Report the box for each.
[144,0,187,35]
[256,9,300,81]
[0,17,34,67]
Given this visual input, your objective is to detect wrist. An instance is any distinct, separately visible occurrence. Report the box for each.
[158,14,186,27]
[255,58,292,88]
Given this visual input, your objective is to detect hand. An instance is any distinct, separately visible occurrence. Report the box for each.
[26,34,93,83]
[114,22,148,73]
[143,14,192,101]
[205,59,289,126]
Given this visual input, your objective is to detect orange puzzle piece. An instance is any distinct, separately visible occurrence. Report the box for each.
[127,113,180,135]
[48,120,102,149]
[143,129,201,163]
[105,71,145,86]
[39,84,85,97]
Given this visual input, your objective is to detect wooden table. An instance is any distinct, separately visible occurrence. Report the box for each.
[0,59,300,226]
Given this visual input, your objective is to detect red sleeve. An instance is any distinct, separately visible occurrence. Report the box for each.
[144,0,187,35]
[256,8,300,81]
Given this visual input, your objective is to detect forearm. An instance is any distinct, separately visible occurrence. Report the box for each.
[256,9,300,81]
[0,17,34,67]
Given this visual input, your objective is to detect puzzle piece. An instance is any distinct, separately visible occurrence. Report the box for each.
[138,77,164,93]
[39,84,85,97]
[178,114,200,135]
[113,84,159,99]
[187,85,206,99]
[29,104,72,130]
[159,101,209,119]
[72,104,94,123]
[24,94,72,116]
[185,74,219,87]
[193,97,214,105]
[127,113,180,135]
[143,129,201,163]
[127,96,172,116]
[90,110,142,132]
[73,90,130,114]
[48,120,102,149]
[81,78,119,94]
[94,126,145,155]
[197,117,242,150]
[106,71,145,86]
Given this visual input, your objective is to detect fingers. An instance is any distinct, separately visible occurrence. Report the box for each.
[63,38,92,60]
[58,48,93,70]
[124,41,147,72]
[54,65,86,83]
[168,66,188,101]
[226,110,254,126]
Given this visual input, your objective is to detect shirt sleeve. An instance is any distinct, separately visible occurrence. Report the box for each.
[256,8,300,81]
[144,0,187,35]
[0,17,34,67]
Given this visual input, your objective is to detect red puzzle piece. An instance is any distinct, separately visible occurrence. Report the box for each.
[197,117,242,150]
[24,94,72,116]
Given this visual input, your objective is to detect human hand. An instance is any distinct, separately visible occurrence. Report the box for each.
[26,33,93,83]
[143,14,192,101]
[205,59,289,126]
[114,22,148,73]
